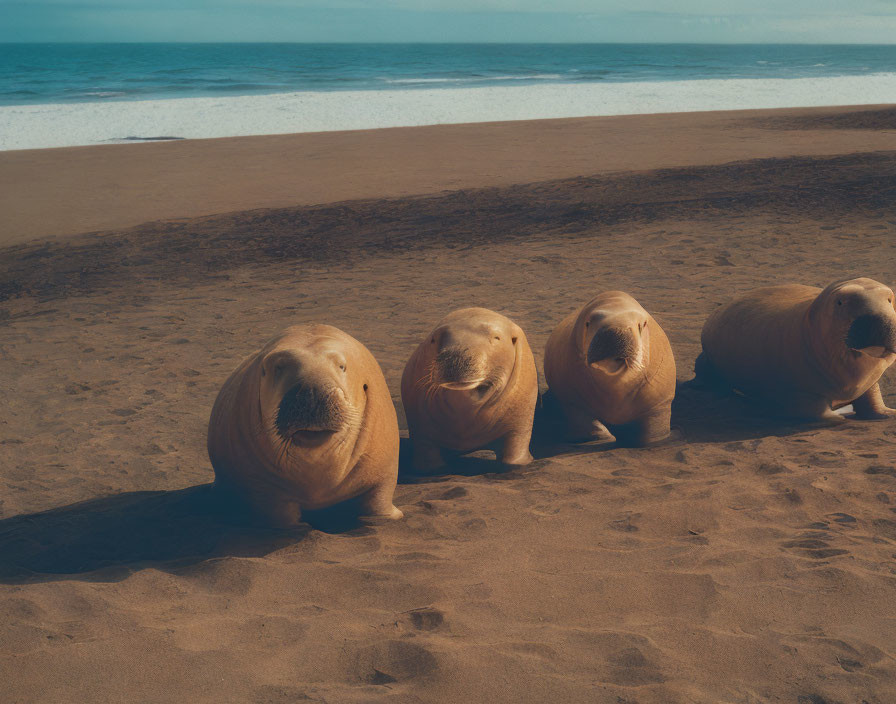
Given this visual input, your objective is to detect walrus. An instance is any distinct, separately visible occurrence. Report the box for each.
[697,277,896,421]
[207,324,402,527]
[401,307,538,472]
[543,291,677,446]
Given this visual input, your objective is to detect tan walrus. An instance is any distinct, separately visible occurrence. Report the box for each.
[543,291,677,446]
[401,307,538,472]
[207,324,401,527]
[697,277,896,420]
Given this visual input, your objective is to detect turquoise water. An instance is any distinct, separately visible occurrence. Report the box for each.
[2,43,895,106]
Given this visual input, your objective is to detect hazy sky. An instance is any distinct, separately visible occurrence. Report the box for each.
[3,0,896,43]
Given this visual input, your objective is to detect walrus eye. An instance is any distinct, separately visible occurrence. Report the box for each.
[339,364,346,372]
[494,335,500,341]
[363,383,368,391]
[511,336,518,345]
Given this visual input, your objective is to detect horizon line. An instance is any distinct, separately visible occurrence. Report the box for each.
[2,40,896,46]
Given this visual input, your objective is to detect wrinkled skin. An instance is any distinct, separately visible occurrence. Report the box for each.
[544,291,677,446]
[208,324,401,527]
[401,307,538,473]
[697,277,896,421]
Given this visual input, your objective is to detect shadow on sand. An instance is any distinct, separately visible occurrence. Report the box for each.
[0,443,534,585]
[1,381,837,585]
[670,380,844,444]
[530,379,833,455]
[0,483,376,585]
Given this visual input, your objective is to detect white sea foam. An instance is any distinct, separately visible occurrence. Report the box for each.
[1,74,895,151]
[381,74,566,84]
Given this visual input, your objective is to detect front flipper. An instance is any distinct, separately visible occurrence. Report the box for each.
[358,480,403,522]
[560,404,616,444]
[215,478,305,529]
[255,494,304,529]
[852,383,896,420]
[500,429,534,466]
[780,392,845,423]
[612,405,672,447]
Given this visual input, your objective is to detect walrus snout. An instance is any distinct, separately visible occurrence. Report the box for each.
[846,314,896,358]
[275,382,346,440]
[587,326,640,373]
[435,348,485,389]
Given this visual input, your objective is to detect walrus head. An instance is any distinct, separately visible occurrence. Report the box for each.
[258,335,364,452]
[811,277,896,366]
[425,308,521,403]
[578,294,651,376]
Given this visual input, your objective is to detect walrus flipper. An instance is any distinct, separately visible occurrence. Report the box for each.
[358,478,404,521]
[613,406,672,447]
[852,383,896,420]
[560,403,616,444]
[780,391,844,423]
[500,428,535,465]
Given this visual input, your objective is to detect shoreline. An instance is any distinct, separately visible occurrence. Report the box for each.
[2,73,896,151]
[1,103,895,247]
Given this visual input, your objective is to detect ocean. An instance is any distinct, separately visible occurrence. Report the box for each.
[1,43,895,150]
[3,43,896,105]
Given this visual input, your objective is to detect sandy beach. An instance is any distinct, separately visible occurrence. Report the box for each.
[2,105,896,703]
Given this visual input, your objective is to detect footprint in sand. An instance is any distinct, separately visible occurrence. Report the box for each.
[423,486,468,501]
[404,606,446,632]
[780,528,849,560]
[866,464,896,478]
[756,461,791,475]
[608,513,640,533]
[348,639,438,685]
[606,646,666,686]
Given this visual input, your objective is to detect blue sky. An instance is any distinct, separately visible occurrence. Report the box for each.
[3,1,896,43]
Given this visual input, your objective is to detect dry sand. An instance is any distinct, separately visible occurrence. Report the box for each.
[2,105,896,703]
[2,103,896,247]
